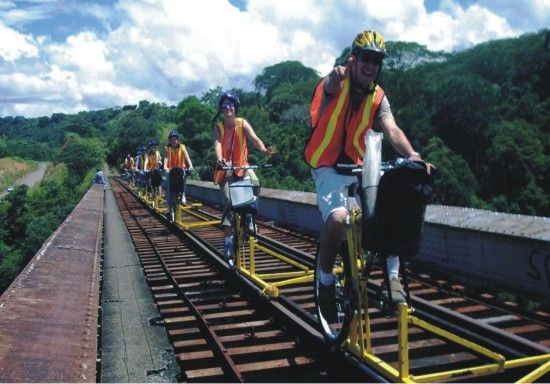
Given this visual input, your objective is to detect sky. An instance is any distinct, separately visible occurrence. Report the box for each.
[0,0,548,118]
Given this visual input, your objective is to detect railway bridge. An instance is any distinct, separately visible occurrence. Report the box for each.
[0,175,548,382]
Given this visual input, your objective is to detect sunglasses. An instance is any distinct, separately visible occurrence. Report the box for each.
[359,52,383,66]
[221,102,235,110]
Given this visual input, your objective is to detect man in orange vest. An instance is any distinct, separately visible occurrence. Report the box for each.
[304,30,434,317]
[213,90,276,264]
[163,130,193,222]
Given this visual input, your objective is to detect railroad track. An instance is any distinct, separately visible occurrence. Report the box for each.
[112,178,550,382]
[111,179,368,382]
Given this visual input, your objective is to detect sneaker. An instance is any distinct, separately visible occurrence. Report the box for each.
[181,194,186,204]
[318,282,337,323]
[389,276,406,304]
[245,214,256,233]
[223,244,236,269]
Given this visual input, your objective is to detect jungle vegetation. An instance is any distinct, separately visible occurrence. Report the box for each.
[0,29,548,293]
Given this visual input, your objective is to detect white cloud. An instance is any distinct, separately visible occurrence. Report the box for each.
[365,0,517,51]
[48,32,114,78]
[0,22,39,61]
[0,0,548,117]
[0,0,57,25]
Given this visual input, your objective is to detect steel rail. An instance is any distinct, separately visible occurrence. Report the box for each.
[176,191,550,357]
[113,177,384,382]
[116,189,245,382]
[114,177,550,382]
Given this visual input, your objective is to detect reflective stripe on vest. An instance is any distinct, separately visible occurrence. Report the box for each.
[213,118,248,184]
[304,77,385,167]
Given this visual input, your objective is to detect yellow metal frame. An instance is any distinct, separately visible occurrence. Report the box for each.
[341,209,550,383]
[131,182,220,229]
[129,180,550,382]
[231,213,314,298]
[174,203,221,230]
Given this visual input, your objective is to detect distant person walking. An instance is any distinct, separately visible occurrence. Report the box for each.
[93,169,105,185]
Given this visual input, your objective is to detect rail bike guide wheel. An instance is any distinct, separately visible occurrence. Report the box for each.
[314,243,353,345]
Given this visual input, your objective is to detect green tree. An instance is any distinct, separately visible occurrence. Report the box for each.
[55,134,105,182]
[23,214,59,259]
[385,41,450,71]
[105,110,156,166]
[176,96,216,168]
[175,96,215,137]
[254,61,319,101]
[0,249,23,292]
[61,115,98,138]
[485,120,548,214]
[266,84,307,123]
[431,74,499,173]
[424,137,479,207]
[201,86,224,109]
[2,185,29,246]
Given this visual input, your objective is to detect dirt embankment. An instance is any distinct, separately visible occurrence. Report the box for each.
[0,160,49,199]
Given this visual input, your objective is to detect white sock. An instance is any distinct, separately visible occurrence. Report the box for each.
[319,271,334,286]
[387,255,400,279]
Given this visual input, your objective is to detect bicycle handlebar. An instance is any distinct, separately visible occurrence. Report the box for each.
[336,159,402,173]
[336,157,436,182]
[220,164,273,171]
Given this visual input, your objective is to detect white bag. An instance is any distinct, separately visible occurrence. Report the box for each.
[228,178,256,209]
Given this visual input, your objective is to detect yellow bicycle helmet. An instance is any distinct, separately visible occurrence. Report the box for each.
[352,30,386,57]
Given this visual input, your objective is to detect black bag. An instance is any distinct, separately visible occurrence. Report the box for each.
[371,161,433,256]
[150,169,162,188]
[169,168,184,193]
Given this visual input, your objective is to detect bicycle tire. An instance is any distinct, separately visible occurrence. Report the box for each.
[314,242,352,345]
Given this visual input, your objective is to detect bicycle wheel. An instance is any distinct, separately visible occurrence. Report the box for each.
[314,242,352,345]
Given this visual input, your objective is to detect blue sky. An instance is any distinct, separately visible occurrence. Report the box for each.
[0,0,548,117]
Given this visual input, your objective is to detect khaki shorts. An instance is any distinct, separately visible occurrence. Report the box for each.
[312,167,359,222]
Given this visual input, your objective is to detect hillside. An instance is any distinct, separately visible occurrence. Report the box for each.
[0,157,38,192]
[0,29,548,216]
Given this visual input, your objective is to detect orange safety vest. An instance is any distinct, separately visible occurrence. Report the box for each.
[165,144,187,169]
[125,157,134,170]
[213,118,248,184]
[145,150,160,171]
[303,76,385,168]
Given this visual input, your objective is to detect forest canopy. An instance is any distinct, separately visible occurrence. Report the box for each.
[1,29,548,217]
